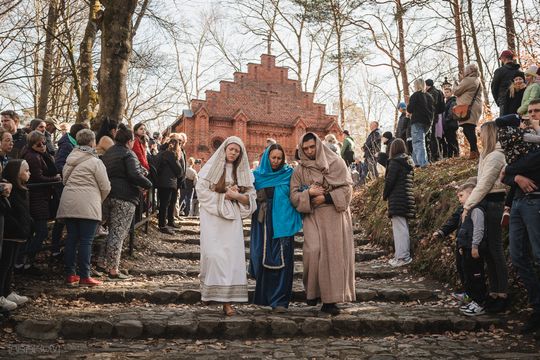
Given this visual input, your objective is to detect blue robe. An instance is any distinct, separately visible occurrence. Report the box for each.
[249,187,295,308]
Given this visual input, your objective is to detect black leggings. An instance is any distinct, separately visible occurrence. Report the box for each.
[0,241,19,296]
[461,124,478,152]
[157,187,178,228]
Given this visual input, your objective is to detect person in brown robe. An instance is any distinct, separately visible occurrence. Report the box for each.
[290,132,356,315]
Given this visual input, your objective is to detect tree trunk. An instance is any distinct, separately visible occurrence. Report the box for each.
[466,0,490,107]
[395,0,409,102]
[504,0,516,51]
[451,0,465,79]
[330,1,345,128]
[37,0,59,121]
[77,0,101,123]
[95,0,137,127]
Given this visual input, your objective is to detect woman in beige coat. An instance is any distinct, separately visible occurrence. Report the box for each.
[462,121,508,312]
[454,63,484,159]
[56,129,111,287]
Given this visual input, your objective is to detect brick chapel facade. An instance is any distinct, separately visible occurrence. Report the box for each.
[171,54,341,162]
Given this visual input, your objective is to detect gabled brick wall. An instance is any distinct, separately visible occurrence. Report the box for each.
[173,54,341,163]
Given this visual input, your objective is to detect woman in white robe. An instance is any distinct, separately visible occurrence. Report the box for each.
[196,136,256,316]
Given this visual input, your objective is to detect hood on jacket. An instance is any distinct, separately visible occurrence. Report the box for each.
[503,62,521,71]
[65,147,97,168]
[391,153,414,171]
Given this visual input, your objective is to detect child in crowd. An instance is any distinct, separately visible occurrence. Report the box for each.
[0,160,32,311]
[431,181,488,316]
[383,139,415,267]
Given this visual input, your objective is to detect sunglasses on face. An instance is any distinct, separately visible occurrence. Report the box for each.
[35,142,46,147]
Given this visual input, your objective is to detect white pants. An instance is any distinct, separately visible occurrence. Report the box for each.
[391,216,411,260]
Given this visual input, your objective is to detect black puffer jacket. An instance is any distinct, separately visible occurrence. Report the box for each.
[383,153,415,219]
[491,62,521,107]
[443,96,458,132]
[22,147,59,220]
[155,150,184,189]
[101,144,152,205]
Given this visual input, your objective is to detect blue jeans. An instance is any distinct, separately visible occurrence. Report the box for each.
[411,123,428,167]
[509,197,540,313]
[64,218,99,278]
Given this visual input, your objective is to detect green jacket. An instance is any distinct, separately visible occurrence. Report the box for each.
[518,83,540,115]
[341,136,355,156]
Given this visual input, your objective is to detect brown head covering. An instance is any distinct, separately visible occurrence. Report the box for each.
[298,132,352,188]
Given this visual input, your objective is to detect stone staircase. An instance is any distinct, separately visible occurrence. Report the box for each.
[2,217,539,359]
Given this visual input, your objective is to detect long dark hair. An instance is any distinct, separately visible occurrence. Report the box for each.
[96,116,118,143]
[389,138,407,159]
[215,143,244,193]
[134,122,147,145]
[3,159,28,190]
[267,143,286,170]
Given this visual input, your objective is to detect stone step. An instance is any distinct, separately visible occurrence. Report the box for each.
[129,263,399,280]
[13,304,506,340]
[155,249,386,262]
[176,227,362,238]
[161,237,370,249]
[36,279,439,305]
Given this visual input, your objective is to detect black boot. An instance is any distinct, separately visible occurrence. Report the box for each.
[306,298,318,306]
[320,303,340,316]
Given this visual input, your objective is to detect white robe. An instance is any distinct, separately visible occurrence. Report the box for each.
[196,164,257,302]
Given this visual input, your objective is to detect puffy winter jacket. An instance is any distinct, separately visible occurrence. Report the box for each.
[383,153,416,219]
[57,147,111,221]
[22,148,59,220]
[54,133,76,174]
[491,62,521,107]
[101,144,152,205]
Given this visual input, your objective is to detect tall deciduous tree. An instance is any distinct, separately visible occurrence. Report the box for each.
[37,0,59,121]
[77,0,102,123]
[96,0,138,126]
[504,0,516,51]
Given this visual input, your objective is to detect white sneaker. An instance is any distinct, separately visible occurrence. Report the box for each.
[0,296,17,311]
[388,258,399,266]
[6,292,29,306]
[460,301,485,316]
[390,258,413,267]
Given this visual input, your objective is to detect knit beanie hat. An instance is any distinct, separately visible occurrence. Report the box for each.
[382,131,393,140]
[513,71,526,81]
[397,102,406,110]
[525,65,538,77]
[425,79,434,87]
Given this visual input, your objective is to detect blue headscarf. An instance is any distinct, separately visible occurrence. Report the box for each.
[253,146,302,238]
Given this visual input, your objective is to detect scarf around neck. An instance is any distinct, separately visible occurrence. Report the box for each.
[253,146,302,238]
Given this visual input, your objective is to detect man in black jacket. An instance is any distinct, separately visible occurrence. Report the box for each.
[362,121,381,179]
[491,50,521,112]
[502,99,540,334]
[426,79,445,162]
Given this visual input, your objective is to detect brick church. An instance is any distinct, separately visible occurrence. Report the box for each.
[171,54,341,162]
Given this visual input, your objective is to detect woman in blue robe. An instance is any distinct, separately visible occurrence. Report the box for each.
[249,144,302,311]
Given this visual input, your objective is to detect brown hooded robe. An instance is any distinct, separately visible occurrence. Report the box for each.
[290,133,356,303]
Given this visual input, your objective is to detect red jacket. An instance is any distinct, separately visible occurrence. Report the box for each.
[132,138,149,170]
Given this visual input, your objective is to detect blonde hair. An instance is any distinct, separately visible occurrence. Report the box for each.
[413,78,425,93]
[324,134,337,144]
[464,63,479,77]
[480,121,498,158]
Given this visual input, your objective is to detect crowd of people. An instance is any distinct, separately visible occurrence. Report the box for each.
[0,112,200,310]
[0,49,539,335]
